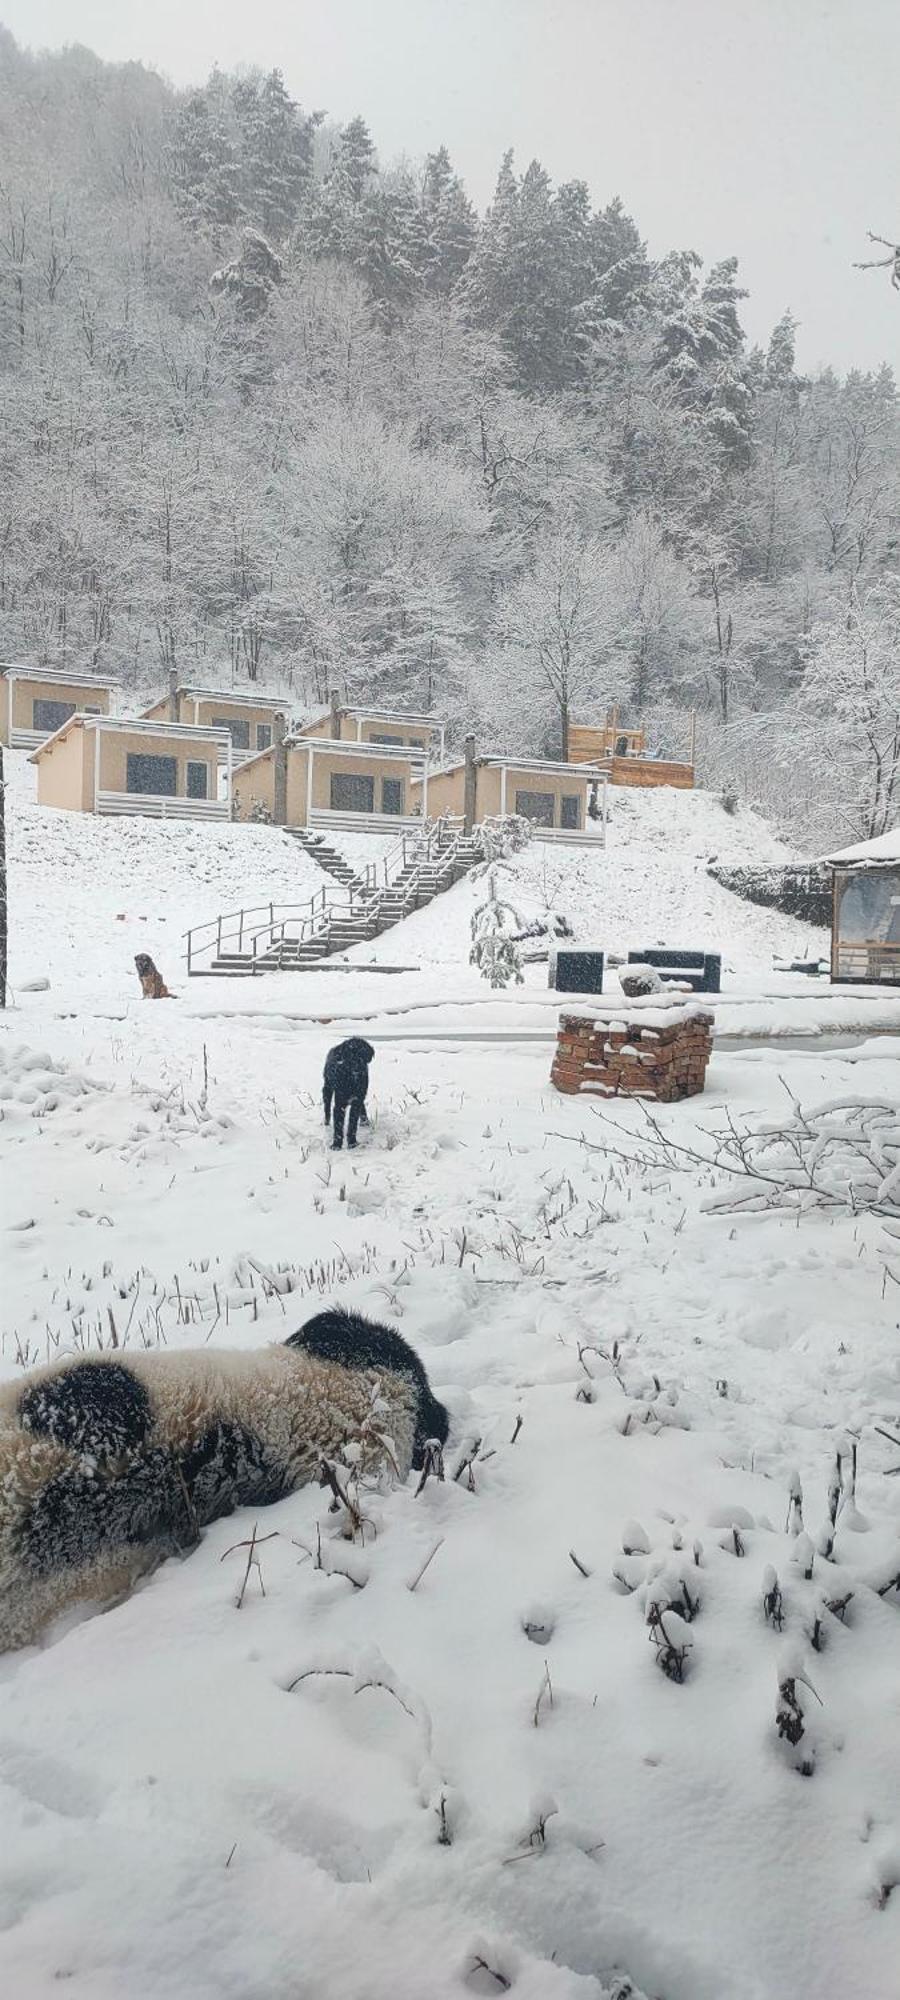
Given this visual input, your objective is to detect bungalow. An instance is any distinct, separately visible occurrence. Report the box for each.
[410,753,600,836]
[1,664,120,750]
[826,828,900,985]
[300,703,445,763]
[141,684,290,761]
[233,734,426,830]
[30,715,233,819]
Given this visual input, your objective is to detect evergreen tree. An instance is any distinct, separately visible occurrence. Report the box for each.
[231,69,313,241]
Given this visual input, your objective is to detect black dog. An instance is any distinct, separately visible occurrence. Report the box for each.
[323,1037,374,1150]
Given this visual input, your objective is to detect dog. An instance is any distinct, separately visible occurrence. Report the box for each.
[0,1310,449,1651]
[134,954,174,999]
[323,1037,374,1150]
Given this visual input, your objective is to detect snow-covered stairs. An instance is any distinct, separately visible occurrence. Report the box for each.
[189,826,483,975]
[285,827,364,891]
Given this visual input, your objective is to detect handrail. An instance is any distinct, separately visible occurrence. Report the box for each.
[183,814,475,973]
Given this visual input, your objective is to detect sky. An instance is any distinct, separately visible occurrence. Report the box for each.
[2,0,899,376]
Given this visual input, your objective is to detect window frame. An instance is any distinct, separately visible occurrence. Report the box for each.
[126,752,178,797]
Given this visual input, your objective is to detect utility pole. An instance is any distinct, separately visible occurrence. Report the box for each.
[0,744,6,1008]
[463,734,477,835]
[273,710,288,826]
[329,691,342,740]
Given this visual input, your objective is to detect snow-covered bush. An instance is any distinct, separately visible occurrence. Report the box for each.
[618,962,663,998]
[473,814,533,871]
[469,870,525,988]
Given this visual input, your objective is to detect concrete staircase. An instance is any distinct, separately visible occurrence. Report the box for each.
[286,827,363,891]
[186,822,482,977]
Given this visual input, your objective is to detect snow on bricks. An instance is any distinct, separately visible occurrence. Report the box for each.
[551,992,714,1102]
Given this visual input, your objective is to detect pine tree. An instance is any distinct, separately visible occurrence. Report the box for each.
[232,69,313,241]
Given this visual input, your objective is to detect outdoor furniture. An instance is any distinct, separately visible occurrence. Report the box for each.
[628,948,722,994]
[548,949,605,995]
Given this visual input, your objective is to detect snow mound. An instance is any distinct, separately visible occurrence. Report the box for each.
[0,1041,105,1119]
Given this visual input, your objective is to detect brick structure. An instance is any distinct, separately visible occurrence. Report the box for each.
[551,994,714,1103]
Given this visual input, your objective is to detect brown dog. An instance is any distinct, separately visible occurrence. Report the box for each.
[134,953,174,999]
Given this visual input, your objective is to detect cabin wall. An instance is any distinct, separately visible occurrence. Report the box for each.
[34,726,94,811]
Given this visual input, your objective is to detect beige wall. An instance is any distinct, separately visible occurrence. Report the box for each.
[97,728,218,799]
[2,677,111,744]
[233,750,276,822]
[411,764,590,827]
[301,711,434,752]
[234,744,417,825]
[34,724,95,811]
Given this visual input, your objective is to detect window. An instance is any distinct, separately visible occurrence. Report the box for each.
[561,793,581,830]
[187,761,209,800]
[83,706,101,716]
[211,715,250,750]
[33,698,76,735]
[381,778,404,815]
[256,722,272,751]
[515,788,555,827]
[126,753,177,796]
[330,772,375,813]
[370,732,404,747]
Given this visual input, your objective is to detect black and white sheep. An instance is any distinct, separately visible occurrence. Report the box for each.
[0,1310,448,1652]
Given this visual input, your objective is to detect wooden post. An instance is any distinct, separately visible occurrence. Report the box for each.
[0,743,6,1009]
[330,691,342,740]
[168,667,179,723]
[463,735,477,835]
[273,711,288,826]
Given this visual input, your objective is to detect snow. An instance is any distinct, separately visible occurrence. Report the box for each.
[2,756,900,2000]
[825,829,900,866]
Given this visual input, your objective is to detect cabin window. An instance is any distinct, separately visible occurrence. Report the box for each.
[330,772,375,813]
[560,793,581,829]
[381,778,404,815]
[211,716,250,750]
[126,753,177,796]
[515,788,555,827]
[370,732,405,747]
[33,698,76,734]
[256,722,272,750]
[187,761,209,800]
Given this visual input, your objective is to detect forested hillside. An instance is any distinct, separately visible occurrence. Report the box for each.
[2,28,899,846]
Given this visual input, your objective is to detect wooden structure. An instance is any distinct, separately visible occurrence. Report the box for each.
[1,665,119,750]
[232,735,428,831]
[551,995,714,1102]
[569,707,695,790]
[826,829,900,984]
[29,716,232,819]
[411,753,602,839]
[141,684,290,762]
[300,705,446,764]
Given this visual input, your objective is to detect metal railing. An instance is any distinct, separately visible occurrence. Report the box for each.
[183,815,471,974]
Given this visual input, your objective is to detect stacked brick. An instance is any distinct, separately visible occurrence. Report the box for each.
[551,997,714,1103]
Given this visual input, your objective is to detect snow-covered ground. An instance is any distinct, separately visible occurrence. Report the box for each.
[2,760,899,2000]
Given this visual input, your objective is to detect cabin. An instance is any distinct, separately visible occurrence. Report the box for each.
[232,735,427,830]
[410,754,599,836]
[569,714,695,790]
[29,716,233,819]
[299,704,446,763]
[141,685,290,761]
[1,665,119,750]
[827,829,900,985]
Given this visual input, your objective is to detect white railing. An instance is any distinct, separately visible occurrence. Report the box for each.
[307,807,425,835]
[96,790,230,820]
[10,726,54,750]
[528,821,607,846]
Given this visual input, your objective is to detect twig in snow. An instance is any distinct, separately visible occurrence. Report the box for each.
[407,1537,444,1592]
[569,1548,591,1578]
[221,1522,278,1607]
[532,1660,554,1726]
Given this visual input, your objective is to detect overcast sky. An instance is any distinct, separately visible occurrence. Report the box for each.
[3,0,899,375]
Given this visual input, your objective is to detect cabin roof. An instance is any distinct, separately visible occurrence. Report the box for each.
[142,686,293,713]
[825,828,900,867]
[29,713,232,762]
[1,663,120,690]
